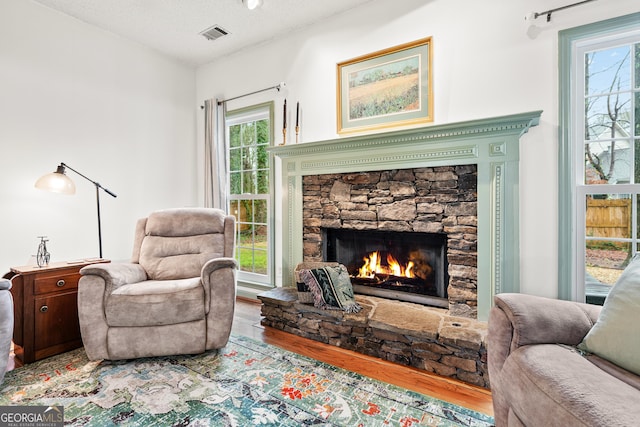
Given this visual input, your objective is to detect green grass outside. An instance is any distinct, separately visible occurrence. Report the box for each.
[236,234,268,274]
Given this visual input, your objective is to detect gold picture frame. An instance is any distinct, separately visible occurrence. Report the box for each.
[337,37,433,134]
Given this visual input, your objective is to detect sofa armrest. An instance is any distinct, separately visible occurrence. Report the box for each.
[488,293,602,387]
[494,293,601,349]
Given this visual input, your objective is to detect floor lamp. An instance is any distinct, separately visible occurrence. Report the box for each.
[35,162,117,259]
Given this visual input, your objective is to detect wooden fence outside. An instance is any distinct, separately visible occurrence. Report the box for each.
[586,198,632,240]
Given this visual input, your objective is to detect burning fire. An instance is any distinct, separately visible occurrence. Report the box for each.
[357,251,415,279]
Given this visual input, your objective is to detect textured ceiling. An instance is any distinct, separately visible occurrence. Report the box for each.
[31,0,375,66]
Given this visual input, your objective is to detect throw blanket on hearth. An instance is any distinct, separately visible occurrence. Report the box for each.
[300,265,362,313]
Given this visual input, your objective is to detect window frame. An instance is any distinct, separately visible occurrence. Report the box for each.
[225,102,275,289]
[558,13,640,301]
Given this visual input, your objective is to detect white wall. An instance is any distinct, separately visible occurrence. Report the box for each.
[0,0,198,273]
[196,0,640,298]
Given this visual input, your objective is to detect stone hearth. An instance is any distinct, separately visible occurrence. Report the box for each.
[259,288,489,388]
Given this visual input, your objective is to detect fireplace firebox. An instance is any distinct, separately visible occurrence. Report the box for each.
[323,228,448,308]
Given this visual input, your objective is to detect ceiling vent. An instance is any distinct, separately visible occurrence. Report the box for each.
[200,25,230,41]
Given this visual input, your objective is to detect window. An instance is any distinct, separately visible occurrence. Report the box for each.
[226,103,274,287]
[559,13,640,303]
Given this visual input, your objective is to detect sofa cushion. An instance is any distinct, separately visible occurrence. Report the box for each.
[105,277,204,327]
[496,344,640,426]
[579,256,640,375]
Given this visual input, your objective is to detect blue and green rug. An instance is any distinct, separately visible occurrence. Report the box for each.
[0,335,493,426]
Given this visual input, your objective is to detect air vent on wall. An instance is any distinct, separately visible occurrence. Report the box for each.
[200,25,230,41]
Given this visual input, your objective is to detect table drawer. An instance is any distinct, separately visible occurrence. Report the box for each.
[34,272,80,295]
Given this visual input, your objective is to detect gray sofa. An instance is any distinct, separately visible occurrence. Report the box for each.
[488,293,640,426]
[0,278,14,384]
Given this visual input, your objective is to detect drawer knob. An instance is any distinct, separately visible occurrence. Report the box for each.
[56,279,65,287]
[40,305,48,313]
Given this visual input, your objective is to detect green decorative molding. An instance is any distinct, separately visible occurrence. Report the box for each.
[270,111,541,320]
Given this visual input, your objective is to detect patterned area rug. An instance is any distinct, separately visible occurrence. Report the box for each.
[0,335,494,426]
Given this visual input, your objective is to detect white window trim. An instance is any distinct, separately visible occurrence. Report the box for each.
[558,13,640,302]
[225,102,275,290]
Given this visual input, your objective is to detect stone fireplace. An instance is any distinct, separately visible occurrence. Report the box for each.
[270,111,541,321]
[302,165,477,315]
[262,111,541,387]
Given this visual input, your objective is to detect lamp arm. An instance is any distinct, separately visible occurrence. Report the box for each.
[60,162,117,198]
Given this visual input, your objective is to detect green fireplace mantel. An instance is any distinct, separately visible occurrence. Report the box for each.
[270,110,542,320]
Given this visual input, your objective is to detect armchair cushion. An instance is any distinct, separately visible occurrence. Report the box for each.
[139,208,227,280]
[105,277,203,327]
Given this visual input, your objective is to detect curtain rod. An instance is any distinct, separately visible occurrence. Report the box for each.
[200,82,285,109]
[534,0,596,22]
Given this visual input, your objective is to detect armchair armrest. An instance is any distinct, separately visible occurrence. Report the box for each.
[201,257,238,304]
[80,263,147,293]
[202,257,239,276]
[201,257,238,349]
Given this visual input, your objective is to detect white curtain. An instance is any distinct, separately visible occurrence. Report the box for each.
[203,99,228,211]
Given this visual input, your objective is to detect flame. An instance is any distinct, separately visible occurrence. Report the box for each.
[357,251,415,279]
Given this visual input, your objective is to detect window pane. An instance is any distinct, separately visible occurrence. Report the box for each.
[242,171,256,193]
[586,239,628,284]
[635,43,640,90]
[230,172,241,195]
[244,199,255,222]
[241,122,256,146]
[257,169,269,194]
[636,92,640,135]
[238,200,251,223]
[229,147,241,173]
[586,194,632,239]
[585,46,631,97]
[243,145,257,169]
[585,140,632,184]
[229,200,239,221]
[585,93,631,141]
[585,193,632,303]
[254,200,267,223]
[252,249,268,274]
[257,119,269,143]
[257,144,268,169]
[585,239,627,305]
[229,125,241,148]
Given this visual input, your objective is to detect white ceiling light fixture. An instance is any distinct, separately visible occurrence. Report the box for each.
[244,0,263,10]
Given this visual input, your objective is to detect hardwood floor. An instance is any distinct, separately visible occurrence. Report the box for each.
[233,297,494,416]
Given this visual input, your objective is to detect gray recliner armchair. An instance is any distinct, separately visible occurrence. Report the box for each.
[78,208,238,361]
[0,278,14,384]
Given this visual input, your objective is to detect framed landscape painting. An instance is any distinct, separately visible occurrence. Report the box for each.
[337,37,433,134]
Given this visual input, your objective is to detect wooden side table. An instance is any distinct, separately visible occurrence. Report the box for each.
[8,259,109,364]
